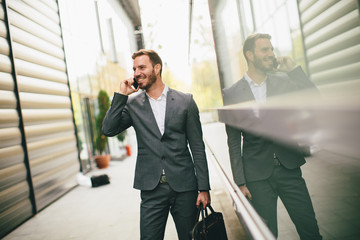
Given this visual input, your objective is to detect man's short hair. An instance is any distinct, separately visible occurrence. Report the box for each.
[243,33,271,62]
[132,49,163,76]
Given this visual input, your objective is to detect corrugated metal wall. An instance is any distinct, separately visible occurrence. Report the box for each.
[298,0,360,85]
[0,0,79,237]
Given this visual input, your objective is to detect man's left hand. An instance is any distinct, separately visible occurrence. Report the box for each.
[196,191,211,208]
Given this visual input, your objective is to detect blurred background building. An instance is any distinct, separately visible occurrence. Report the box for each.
[1,0,359,238]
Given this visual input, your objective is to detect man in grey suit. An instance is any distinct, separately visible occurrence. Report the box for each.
[222,33,321,239]
[102,49,211,240]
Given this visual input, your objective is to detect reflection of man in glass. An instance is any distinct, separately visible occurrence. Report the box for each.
[222,33,322,239]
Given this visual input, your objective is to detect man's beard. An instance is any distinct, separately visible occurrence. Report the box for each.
[253,55,274,73]
[141,69,157,90]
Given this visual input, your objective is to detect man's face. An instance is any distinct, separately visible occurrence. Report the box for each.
[250,38,276,73]
[133,55,159,90]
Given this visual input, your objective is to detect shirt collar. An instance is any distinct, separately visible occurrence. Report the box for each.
[244,72,267,87]
[146,84,168,100]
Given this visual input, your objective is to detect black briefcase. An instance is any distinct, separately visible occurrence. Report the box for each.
[192,205,228,240]
[90,174,110,187]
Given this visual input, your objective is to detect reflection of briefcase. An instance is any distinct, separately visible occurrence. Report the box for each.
[192,205,228,240]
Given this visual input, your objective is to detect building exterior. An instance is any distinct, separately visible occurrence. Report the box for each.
[0,0,142,237]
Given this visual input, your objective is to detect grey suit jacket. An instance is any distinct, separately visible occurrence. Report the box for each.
[102,88,210,192]
[222,66,316,185]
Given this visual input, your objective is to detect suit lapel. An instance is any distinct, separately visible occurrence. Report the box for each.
[238,78,255,102]
[164,88,176,133]
[141,92,162,137]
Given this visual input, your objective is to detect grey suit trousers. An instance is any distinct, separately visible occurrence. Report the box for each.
[140,182,197,240]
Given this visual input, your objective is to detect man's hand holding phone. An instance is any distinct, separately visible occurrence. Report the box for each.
[119,77,139,96]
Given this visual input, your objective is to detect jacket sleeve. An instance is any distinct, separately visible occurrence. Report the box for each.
[102,92,132,137]
[186,95,211,191]
[222,87,246,186]
[287,66,318,91]
[225,124,246,185]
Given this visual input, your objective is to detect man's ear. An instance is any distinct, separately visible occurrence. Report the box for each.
[154,64,161,76]
[246,50,253,62]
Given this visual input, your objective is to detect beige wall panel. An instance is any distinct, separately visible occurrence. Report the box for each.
[0,127,21,148]
[0,37,9,55]
[33,163,78,210]
[303,0,356,36]
[0,198,33,238]
[309,45,360,73]
[0,72,14,91]
[0,109,19,128]
[0,163,27,190]
[307,27,360,61]
[20,92,71,109]
[8,0,61,36]
[27,135,76,160]
[30,147,77,176]
[0,181,29,211]
[22,109,73,124]
[0,90,17,109]
[12,42,66,71]
[15,58,67,83]
[26,129,75,144]
[25,121,74,137]
[34,159,78,189]
[0,145,23,169]
[0,4,4,20]
[299,0,319,13]
[301,0,338,25]
[305,10,359,49]
[17,75,69,96]
[0,20,7,38]
[22,0,60,24]
[27,135,76,152]
[1,0,80,236]
[11,25,64,59]
[39,0,58,12]
[0,54,11,73]
[8,8,62,47]
[311,62,360,84]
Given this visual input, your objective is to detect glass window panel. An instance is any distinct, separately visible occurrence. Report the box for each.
[241,0,255,35]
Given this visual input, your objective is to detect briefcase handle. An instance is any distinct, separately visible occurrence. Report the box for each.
[196,205,215,230]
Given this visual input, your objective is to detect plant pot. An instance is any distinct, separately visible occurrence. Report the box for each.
[125,144,131,156]
[94,154,110,169]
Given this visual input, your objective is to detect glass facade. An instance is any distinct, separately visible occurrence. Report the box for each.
[208,0,360,239]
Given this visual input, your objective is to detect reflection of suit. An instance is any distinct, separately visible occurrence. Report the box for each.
[223,67,321,239]
[102,88,210,239]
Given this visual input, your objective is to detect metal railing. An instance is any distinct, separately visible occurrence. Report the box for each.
[205,140,275,240]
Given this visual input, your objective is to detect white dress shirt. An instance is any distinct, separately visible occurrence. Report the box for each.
[147,85,168,175]
[244,72,267,103]
[146,85,168,135]
[244,73,267,118]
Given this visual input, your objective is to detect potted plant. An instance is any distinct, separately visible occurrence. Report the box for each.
[94,90,111,168]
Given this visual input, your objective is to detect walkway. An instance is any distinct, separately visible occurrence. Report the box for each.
[3,125,245,240]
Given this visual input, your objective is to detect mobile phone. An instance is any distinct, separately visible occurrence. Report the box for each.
[132,78,138,89]
[273,58,278,69]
